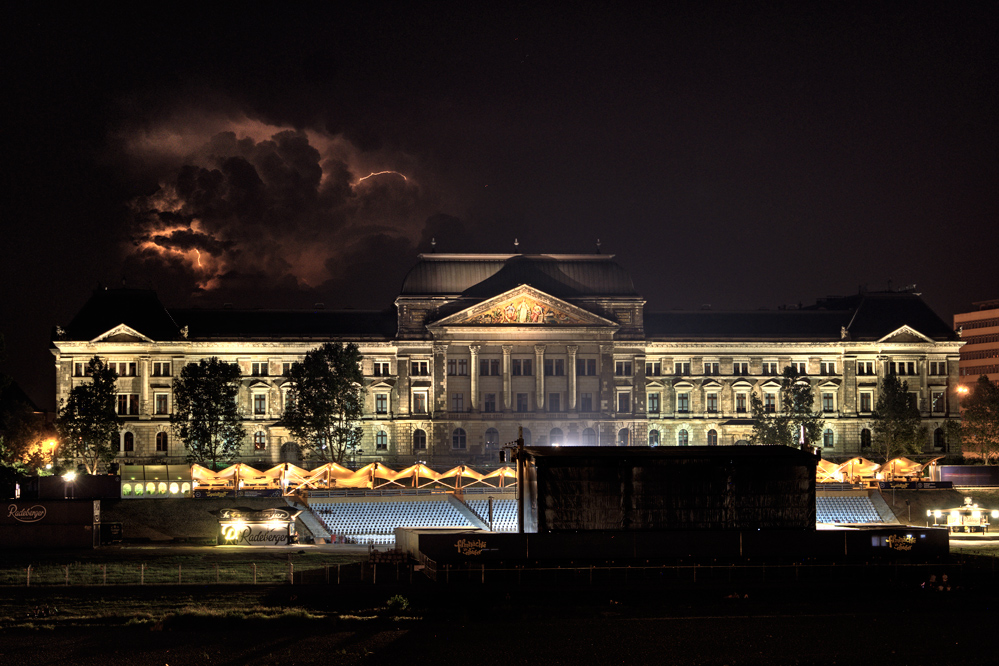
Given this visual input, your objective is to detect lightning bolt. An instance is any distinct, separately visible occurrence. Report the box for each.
[356,170,408,184]
[195,249,203,267]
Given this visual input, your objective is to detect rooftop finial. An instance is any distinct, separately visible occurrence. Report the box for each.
[595,239,601,253]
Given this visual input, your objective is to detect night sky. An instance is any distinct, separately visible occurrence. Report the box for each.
[4,3,997,409]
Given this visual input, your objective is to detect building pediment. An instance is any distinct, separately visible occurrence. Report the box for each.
[760,378,782,389]
[90,323,154,344]
[701,379,723,390]
[731,379,754,390]
[429,284,617,329]
[672,379,695,390]
[818,379,842,389]
[368,379,395,390]
[878,325,935,344]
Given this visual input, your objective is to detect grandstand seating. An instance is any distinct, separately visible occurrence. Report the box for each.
[311,499,473,545]
[466,499,518,532]
[816,496,884,524]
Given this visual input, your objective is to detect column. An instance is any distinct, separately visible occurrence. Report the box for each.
[534,344,546,410]
[433,343,448,415]
[140,356,150,416]
[567,345,578,410]
[469,345,480,411]
[502,345,513,412]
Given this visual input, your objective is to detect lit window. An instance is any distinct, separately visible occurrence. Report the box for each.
[649,429,660,446]
[376,430,388,450]
[253,431,266,450]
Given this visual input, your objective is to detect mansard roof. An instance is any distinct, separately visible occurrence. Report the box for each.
[62,288,181,341]
[399,253,639,299]
[645,291,958,342]
[172,308,396,340]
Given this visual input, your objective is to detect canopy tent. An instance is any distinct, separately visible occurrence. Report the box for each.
[881,456,944,479]
[833,457,880,482]
[816,459,844,483]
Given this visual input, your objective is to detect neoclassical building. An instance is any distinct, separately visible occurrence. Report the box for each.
[52,253,963,469]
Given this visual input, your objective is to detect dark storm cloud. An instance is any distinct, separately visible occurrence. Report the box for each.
[124,118,456,306]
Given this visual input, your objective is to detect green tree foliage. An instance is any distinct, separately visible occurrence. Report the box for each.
[284,342,363,463]
[170,357,246,469]
[870,373,926,463]
[750,366,825,448]
[960,375,999,464]
[57,356,121,473]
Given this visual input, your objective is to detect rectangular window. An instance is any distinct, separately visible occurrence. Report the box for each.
[908,392,919,409]
[860,392,873,412]
[615,361,633,376]
[648,392,660,413]
[706,393,718,413]
[762,362,778,375]
[251,362,268,377]
[282,362,293,376]
[112,362,137,377]
[931,391,944,412]
[516,393,529,412]
[544,359,565,376]
[677,392,689,413]
[151,361,171,377]
[548,393,561,412]
[645,361,661,376]
[789,362,807,375]
[253,394,267,415]
[373,361,390,377]
[412,391,427,414]
[928,361,946,375]
[116,394,139,416]
[580,392,593,412]
[154,394,168,415]
[820,362,836,375]
[479,359,501,376]
[410,360,430,376]
[484,393,497,413]
[674,361,690,375]
[857,361,875,375]
[375,393,388,414]
[822,392,835,412]
[892,361,917,375]
[617,392,630,413]
[74,362,88,377]
[447,359,468,376]
[736,393,747,413]
[703,362,719,375]
[764,393,776,413]
[451,393,464,412]
[733,362,749,375]
[512,358,534,376]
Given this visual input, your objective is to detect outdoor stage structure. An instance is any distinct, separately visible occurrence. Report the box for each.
[215,506,302,546]
[400,446,950,568]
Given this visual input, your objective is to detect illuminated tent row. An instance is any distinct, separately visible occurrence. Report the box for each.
[816,456,944,483]
[191,462,518,491]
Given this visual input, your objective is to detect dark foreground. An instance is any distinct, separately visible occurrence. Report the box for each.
[1,583,996,666]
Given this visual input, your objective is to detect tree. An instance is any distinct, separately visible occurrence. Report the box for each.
[57,356,121,474]
[171,357,246,469]
[283,341,363,463]
[961,375,999,464]
[750,366,824,448]
[870,373,925,463]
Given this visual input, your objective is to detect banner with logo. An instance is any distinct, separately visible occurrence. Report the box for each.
[877,481,953,490]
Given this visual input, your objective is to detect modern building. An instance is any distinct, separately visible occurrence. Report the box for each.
[954,299,999,386]
[52,253,963,469]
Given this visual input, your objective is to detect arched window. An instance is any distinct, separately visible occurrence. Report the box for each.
[934,427,945,449]
[156,431,169,452]
[648,429,660,446]
[123,431,134,452]
[618,428,629,446]
[707,429,717,446]
[678,429,689,446]
[582,427,596,446]
[452,428,466,449]
[376,430,388,450]
[520,428,532,446]
[861,428,872,448]
[735,439,749,446]
[823,429,834,448]
[253,431,266,450]
[413,428,427,450]
[550,428,564,446]
[485,428,500,449]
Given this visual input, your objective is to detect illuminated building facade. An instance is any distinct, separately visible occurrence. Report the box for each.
[52,253,963,468]
[954,299,999,386]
